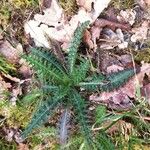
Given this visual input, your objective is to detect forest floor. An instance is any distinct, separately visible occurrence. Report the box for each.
[0,0,150,149]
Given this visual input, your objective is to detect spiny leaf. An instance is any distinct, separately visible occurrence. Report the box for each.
[96,132,115,150]
[71,60,90,85]
[101,68,135,91]
[24,54,64,83]
[68,21,90,73]
[69,89,94,148]
[79,68,135,92]
[30,47,66,74]
[22,97,60,139]
[42,85,59,93]
[78,74,106,91]
[22,86,69,139]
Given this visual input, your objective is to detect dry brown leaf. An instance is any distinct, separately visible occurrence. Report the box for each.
[94,18,131,31]
[99,28,128,50]
[41,0,52,9]
[99,52,124,73]
[117,9,136,25]
[90,26,102,49]
[0,41,21,64]
[84,18,131,50]
[135,0,150,8]
[131,20,150,42]
[34,0,64,27]
[18,64,32,79]
[76,0,94,11]
[83,29,94,49]
[25,0,111,49]
[17,144,29,150]
[145,0,150,5]
[0,75,11,100]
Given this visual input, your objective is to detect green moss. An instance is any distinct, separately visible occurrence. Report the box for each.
[0,139,17,150]
[0,55,16,74]
[112,0,134,9]
[134,49,150,63]
[59,0,78,16]
[0,2,11,28]
[11,0,39,9]
[26,127,58,149]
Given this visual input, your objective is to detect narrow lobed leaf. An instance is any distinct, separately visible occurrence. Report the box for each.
[101,68,135,91]
[71,59,90,85]
[21,97,60,139]
[68,21,90,73]
[69,89,94,148]
[30,47,66,74]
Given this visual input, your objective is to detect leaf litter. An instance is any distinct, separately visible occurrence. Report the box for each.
[0,0,150,148]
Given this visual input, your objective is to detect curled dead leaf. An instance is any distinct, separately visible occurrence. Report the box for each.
[131,20,149,42]
[83,29,94,49]
[117,9,136,25]
[17,144,29,150]
[0,41,21,64]
[94,18,131,31]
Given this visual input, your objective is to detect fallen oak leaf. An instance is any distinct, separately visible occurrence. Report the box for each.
[25,0,111,49]
[34,0,64,27]
[84,18,131,50]
[99,28,128,50]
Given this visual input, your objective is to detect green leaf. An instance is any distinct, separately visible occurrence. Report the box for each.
[101,68,135,91]
[22,97,60,139]
[95,105,106,124]
[69,89,94,148]
[30,48,66,74]
[22,84,70,139]
[79,74,106,91]
[79,69,135,92]
[0,55,16,73]
[71,60,90,85]
[96,132,115,150]
[68,21,90,73]
[24,54,64,83]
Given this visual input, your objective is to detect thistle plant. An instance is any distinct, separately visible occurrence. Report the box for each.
[22,21,135,149]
